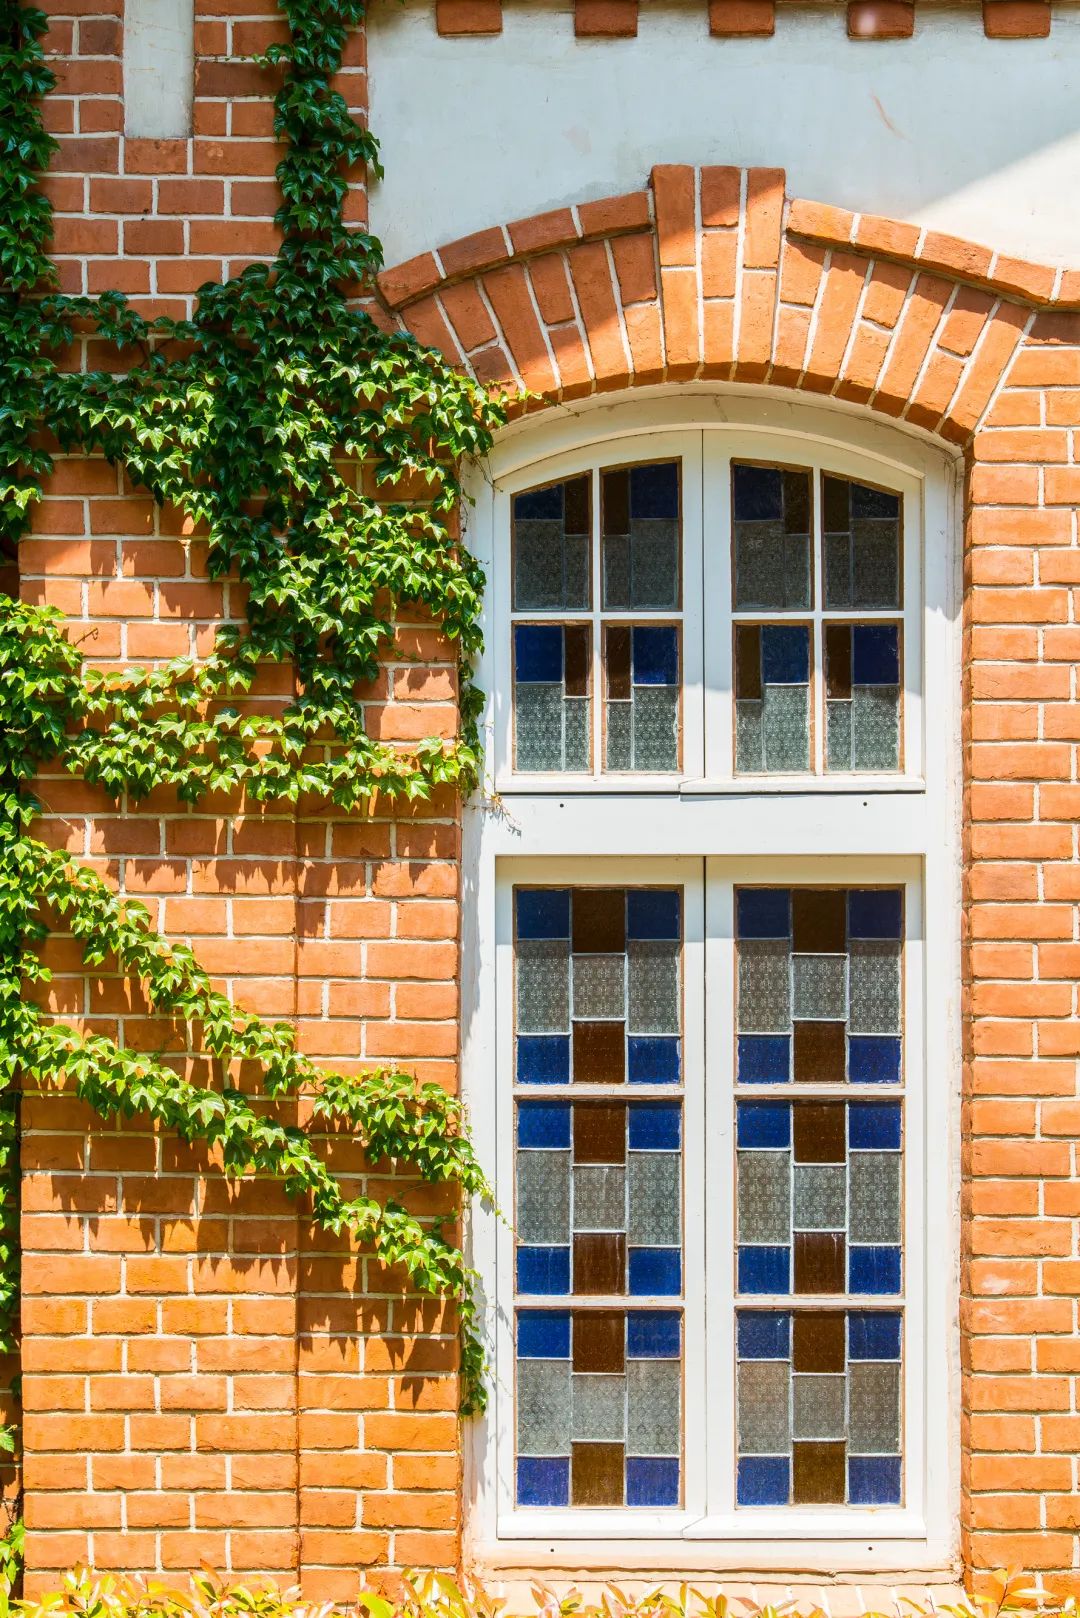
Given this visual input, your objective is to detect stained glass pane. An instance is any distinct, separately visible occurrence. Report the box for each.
[514,624,592,773]
[732,464,812,610]
[514,475,591,609]
[604,625,680,773]
[734,625,811,775]
[822,475,901,611]
[826,623,902,774]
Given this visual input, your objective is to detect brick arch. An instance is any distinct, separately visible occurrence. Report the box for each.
[377,163,1080,448]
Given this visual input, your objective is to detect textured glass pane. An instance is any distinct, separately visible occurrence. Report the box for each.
[565,533,591,610]
[627,1358,681,1454]
[848,1360,901,1453]
[738,1150,791,1244]
[793,1373,846,1440]
[784,532,812,611]
[628,941,680,1034]
[824,531,852,609]
[627,1153,681,1246]
[517,939,570,1033]
[738,1360,790,1453]
[792,954,847,1021]
[852,518,900,609]
[603,533,631,609]
[572,953,626,1020]
[574,1165,626,1233]
[793,1165,847,1232]
[630,520,679,609]
[826,700,853,771]
[515,519,567,609]
[763,683,810,773]
[517,1150,571,1243]
[517,1358,571,1454]
[852,685,900,772]
[633,684,680,773]
[572,1372,626,1442]
[849,941,901,1034]
[606,702,633,771]
[738,940,792,1033]
[793,1440,846,1503]
[516,683,564,772]
[734,520,787,610]
[849,1152,901,1244]
[735,700,764,773]
[564,697,591,772]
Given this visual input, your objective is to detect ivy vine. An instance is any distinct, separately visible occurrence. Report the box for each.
[0,0,508,1547]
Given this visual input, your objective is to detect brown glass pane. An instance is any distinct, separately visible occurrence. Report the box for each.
[605,625,632,701]
[792,1311,846,1372]
[574,1232,627,1294]
[783,469,811,534]
[792,889,847,953]
[574,1103,626,1164]
[735,624,762,700]
[793,1021,846,1085]
[603,468,630,536]
[565,474,591,537]
[794,1231,846,1294]
[793,1101,846,1163]
[573,1021,626,1085]
[573,889,626,954]
[574,1310,625,1372]
[572,1441,624,1505]
[823,475,848,533]
[564,624,590,698]
[825,625,852,700]
[793,1440,846,1504]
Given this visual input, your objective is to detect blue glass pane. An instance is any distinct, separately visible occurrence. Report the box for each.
[517,1246,571,1295]
[517,889,571,940]
[849,1245,902,1295]
[627,1310,681,1358]
[733,464,783,522]
[851,483,899,519]
[517,1035,571,1085]
[852,624,900,686]
[630,461,680,519]
[518,1311,572,1358]
[737,1102,791,1149]
[626,1456,680,1506]
[628,1103,681,1150]
[848,1311,902,1360]
[847,889,902,940]
[849,1455,902,1506]
[629,1248,681,1296]
[737,1455,790,1506]
[738,1035,791,1084]
[515,624,564,683]
[737,1310,791,1359]
[518,1102,572,1149]
[849,1101,902,1150]
[517,1456,570,1506]
[738,1245,791,1294]
[515,484,564,520]
[633,626,679,686]
[628,1036,681,1084]
[737,888,791,939]
[627,889,681,940]
[761,624,809,685]
[848,1035,901,1084]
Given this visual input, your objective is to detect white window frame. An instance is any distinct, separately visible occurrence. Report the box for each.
[462,388,961,1575]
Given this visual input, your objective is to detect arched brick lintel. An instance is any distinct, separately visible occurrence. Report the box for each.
[377,164,1080,447]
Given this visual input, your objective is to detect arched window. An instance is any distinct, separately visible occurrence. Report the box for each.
[463,394,959,1572]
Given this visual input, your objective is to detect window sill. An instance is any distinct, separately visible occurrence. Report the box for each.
[492,775,927,796]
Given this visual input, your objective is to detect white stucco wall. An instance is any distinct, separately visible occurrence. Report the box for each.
[367,0,1080,269]
[124,0,195,140]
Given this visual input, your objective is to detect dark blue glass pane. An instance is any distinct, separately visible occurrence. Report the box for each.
[629,1247,681,1296]
[627,889,681,940]
[848,1035,901,1084]
[737,1310,791,1359]
[847,888,902,940]
[761,624,809,685]
[849,1101,902,1150]
[517,1245,571,1295]
[632,626,679,686]
[518,1101,572,1148]
[627,1310,681,1358]
[515,624,564,683]
[628,1102,681,1150]
[517,1456,570,1506]
[515,483,564,520]
[517,1035,571,1085]
[733,464,783,522]
[851,482,899,519]
[626,1456,680,1506]
[848,1310,902,1360]
[517,1310,572,1358]
[628,1036,681,1084]
[738,888,791,940]
[738,1035,791,1084]
[738,1245,791,1294]
[849,1245,902,1295]
[737,1101,791,1149]
[848,1455,902,1506]
[630,461,680,519]
[517,888,571,940]
[852,624,900,686]
[737,1455,790,1506]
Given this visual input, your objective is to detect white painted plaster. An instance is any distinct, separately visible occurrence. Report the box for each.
[124,0,195,140]
[368,0,1080,269]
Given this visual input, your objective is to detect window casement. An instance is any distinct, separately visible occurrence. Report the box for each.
[464,395,959,1573]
